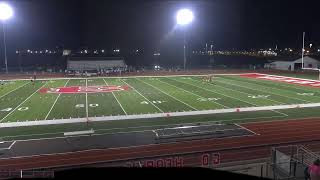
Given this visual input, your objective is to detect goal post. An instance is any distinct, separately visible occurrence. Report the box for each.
[301,32,320,80]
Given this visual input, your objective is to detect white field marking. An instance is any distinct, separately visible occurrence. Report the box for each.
[234,123,260,135]
[0,82,30,99]
[136,78,198,111]
[0,113,283,141]
[171,77,258,108]
[1,102,315,128]
[157,78,228,109]
[219,76,312,103]
[0,131,259,165]
[103,79,127,115]
[270,110,289,117]
[8,141,16,149]
[0,82,48,122]
[119,79,164,113]
[152,130,159,138]
[1,74,244,82]
[44,79,70,120]
[240,76,320,101]
[0,113,292,143]
[189,78,288,117]
[194,78,284,105]
[192,78,285,106]
[86,79,88,118]
[155,127,244,138]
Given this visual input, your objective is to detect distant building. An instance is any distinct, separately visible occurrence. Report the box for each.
[265,56,320,71]
[67,56,127,71]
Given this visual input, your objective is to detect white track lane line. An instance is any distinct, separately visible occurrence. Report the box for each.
[44,79,70,120]
[103,79,127,115]
[234,123,260,135]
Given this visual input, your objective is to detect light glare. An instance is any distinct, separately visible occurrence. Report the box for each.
[0,3,13,21]
[176,9,194,25]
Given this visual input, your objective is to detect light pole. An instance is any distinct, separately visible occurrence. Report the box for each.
[176,9,194,71]
[0,3,13,74]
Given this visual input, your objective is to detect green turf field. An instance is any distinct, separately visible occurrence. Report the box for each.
[1,74,320,123]
[1,73,320,141]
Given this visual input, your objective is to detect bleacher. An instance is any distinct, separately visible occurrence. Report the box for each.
[66,56,127,76]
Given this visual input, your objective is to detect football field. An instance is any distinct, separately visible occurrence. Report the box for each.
[2,73,320,141]
[2,73,320,123]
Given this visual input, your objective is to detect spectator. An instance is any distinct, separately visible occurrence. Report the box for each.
[309,159,320,180]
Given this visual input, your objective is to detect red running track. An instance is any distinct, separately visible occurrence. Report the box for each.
[1,118,320,169]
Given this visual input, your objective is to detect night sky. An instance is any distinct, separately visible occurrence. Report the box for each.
[2,0,320,53]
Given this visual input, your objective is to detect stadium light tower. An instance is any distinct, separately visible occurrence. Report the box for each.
[176,9,194,71]
[0,2,13,74]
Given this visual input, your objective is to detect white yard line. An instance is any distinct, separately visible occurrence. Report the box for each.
[0,82,48,122]
[185,78,290,117]
[103,79,127,115]
[0,82,30,99]
[44,79,70,120]
[192,78,285,105]
[187,78,289,117]
[219,76,312,103]
[171,78,258,108]
[120,79,164,113]
[238,76,320,101]
[85,79,89,119]
[158,78,228,108]
[137,78,198,111]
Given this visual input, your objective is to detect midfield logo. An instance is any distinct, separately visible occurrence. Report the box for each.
[39,85,130,94]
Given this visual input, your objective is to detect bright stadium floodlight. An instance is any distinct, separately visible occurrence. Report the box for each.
[0,3,13,21]
[176,9,193,26]
[176,8,194,71]
[0,3,13,74]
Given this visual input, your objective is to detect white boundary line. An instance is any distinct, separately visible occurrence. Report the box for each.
[234,123,260,136]
[0,114,285,142]
[137,78,198,111]
[0,102,318,128]
[0,74,244,82]
[237,74,320,101]
[44,79,70,120]
[103,79,127,115]
[171,77,258,108]
[196,78,286,105]
[224,75,312,103]
[157,78,228,109]
[187,78,289,117]
[0,82,30,99]
[0,82,48,122]
[120,79,164,113]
